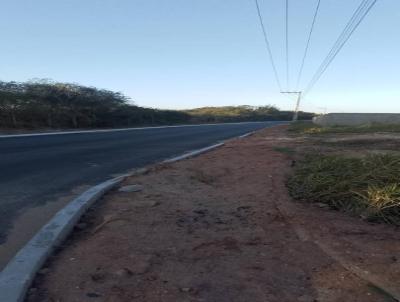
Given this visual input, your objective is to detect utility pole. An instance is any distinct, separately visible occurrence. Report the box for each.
[281,91,302,121]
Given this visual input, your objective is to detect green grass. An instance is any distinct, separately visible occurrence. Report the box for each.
[288,154,400,224]
[289,121,400,135]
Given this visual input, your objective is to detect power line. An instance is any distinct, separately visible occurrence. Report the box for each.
[304,0,375,95]
[304,0,378,95]
[296,0,321,89]
[285,0,290,89]
[254,0,282,91]
[308,0,370,85]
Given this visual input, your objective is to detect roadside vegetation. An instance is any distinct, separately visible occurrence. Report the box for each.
[186,106,313,123]
[288,154,400,224]
[287,121,400,225]
[0,80,190,129]
[0,79,313,130]
[289,120,400,134]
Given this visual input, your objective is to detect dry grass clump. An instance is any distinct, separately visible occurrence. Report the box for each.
[288,121,323,134]
[289,121,400,135]
[288,154,400,224]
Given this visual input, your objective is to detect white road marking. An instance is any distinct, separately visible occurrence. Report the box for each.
[0,122,271,139]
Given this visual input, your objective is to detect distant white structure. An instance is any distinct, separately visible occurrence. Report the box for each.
[313,113,400,126]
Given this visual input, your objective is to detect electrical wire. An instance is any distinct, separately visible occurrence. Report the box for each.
[304,0,378,95]
[254,0,283,91]
[308,0,370,86]
[296,0,321,89]
[304,0,374,94]
[285,0,290,89]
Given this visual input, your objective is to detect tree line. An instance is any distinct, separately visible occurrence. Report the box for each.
[0,80,313,130]
[185,105,314,123]
[0,80,190,129]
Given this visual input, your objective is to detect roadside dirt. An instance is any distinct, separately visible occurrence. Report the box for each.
[28,125,400,302]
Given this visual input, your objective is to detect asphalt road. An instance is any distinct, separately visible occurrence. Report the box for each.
[0,121,283,267]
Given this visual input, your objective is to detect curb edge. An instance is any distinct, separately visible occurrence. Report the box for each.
[0,140,232,302]
[0,177,123,302]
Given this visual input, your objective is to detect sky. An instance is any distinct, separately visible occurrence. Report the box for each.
[0,0,399,113]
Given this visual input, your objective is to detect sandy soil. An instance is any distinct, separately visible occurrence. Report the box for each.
[28,125,400,302]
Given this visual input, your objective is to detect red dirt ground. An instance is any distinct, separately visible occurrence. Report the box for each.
[28,125,400,302]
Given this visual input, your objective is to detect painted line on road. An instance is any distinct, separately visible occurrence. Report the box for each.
[0,129,260,302]
[0,121,272,139]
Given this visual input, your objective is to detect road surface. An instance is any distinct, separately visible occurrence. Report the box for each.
[0,121,283,269]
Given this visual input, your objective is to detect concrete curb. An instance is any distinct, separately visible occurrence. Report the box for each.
[0,177,123,302]
[238,131,255,139]
[163,143,224,164]
[0,138,235,302]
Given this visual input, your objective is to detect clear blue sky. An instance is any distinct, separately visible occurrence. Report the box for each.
[0,0,398,113]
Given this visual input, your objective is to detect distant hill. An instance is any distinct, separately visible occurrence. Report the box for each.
[185,105,314,123]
